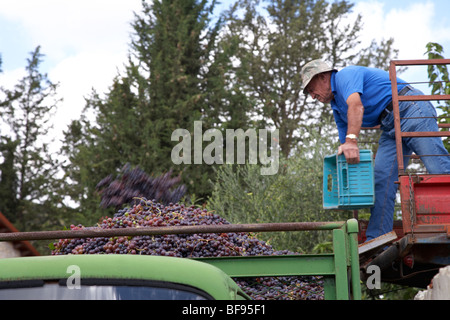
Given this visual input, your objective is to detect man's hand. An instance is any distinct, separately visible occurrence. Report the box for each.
[338,140,360,164]
[339,92,364,164]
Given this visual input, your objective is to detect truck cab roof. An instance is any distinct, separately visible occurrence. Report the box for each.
[0,254,250,300]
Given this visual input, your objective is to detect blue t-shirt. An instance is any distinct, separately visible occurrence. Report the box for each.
[330,66,407,143]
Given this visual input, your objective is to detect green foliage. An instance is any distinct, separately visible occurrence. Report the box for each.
[0,138,19,223]
[219,0,397,156]
[59,0,255,224]
[425,42,450,151]
[362,282,419,300]
[207,125,348,253]
[354,38,399,71]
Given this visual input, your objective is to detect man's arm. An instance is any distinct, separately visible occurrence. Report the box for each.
[338,92,364,164]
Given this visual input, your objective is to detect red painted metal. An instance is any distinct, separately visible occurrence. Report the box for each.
[382,60,450,285]
[398,94,450,101]
[389,59,450,241]
[389,61,404,173]
[398,175,450,236]
[391,58,450,66]
[357,220,404,244]
[401,132,450,138]
[403,254,414,268]
[0,211,40,256]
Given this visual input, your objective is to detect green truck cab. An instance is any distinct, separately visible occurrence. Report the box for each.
[0,254,250,300]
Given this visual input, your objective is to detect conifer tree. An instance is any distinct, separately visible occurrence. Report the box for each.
[0,137,19,223]
[129,0,250,194]
[0,46,62,230]
[221,0,397,156]
[60,0,240,221]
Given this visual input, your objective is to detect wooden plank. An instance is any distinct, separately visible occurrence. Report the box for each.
[358,231,398,255]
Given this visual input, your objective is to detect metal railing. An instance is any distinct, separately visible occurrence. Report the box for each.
[389,59,450,175]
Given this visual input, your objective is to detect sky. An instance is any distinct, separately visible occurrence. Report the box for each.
[1,0,450,151]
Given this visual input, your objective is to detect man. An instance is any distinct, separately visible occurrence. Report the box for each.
[301,59,450,241]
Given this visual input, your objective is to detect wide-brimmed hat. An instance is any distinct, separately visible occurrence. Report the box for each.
[301,59,336,94]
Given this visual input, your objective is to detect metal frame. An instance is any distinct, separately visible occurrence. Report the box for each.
[389,59,450,175]
[386,60,450,283]
[195,219,361,300]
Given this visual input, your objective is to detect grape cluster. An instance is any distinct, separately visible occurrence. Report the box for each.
[96,164,186,209]
[235,277,323,300]
[52,198,324,300]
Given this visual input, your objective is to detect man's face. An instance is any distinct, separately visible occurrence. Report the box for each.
[305,73,333,103]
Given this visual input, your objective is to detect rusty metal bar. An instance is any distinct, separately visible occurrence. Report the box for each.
[406,154,450,158]
[398,95,450,101]
[398,117,450,128]
[362,124,450,129]
[392,59,450,66]
[0,221,346,242]
[401,131,450,137]
[390,61,405,174]
[400,80,450,86]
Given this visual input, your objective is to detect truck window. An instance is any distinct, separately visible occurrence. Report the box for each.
[0,280,212,300]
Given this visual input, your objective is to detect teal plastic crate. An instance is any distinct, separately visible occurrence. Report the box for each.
[323,149,375,209]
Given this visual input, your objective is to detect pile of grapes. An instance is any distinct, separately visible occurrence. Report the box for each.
[52,198,324,300]
[96,164,187,209]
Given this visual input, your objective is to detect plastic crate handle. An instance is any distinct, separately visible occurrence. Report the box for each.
[342,166,349,190]
[325,172,333,192]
